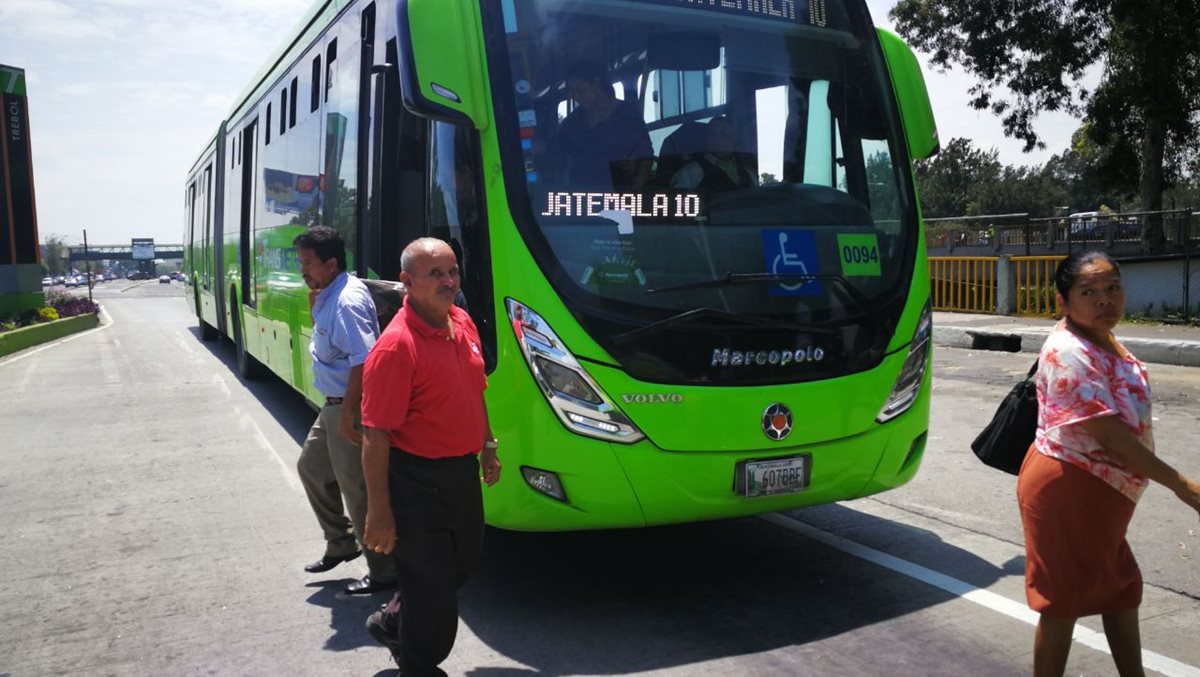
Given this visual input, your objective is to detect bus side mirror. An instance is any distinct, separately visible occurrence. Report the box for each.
[396,0,489,130]
[876,28,939,160]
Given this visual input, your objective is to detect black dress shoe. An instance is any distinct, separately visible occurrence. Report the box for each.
[345,575,398,595]
[303,551,362,573]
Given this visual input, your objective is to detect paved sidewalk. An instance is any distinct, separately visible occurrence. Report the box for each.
[932,311,1200,367]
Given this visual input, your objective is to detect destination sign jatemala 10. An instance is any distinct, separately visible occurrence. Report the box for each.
[541,191,701,219]
[635,0,828,26]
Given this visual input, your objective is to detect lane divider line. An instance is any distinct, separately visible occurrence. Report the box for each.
[762,513,1200,677]
[240,410,303,495]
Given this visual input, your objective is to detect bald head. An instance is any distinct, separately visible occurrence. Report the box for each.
[401,237,455,275]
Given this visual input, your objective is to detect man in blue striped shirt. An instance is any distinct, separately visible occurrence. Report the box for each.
[294,226,396,595]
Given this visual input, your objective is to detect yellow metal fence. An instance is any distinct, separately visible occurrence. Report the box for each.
[928,257,997,313]
[929,255,1067,317]
[1012,255,1065,317]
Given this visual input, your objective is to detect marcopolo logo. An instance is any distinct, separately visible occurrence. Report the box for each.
[711,346,825,367]
[621,393,684,404]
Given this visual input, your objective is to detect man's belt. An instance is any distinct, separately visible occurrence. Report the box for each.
[325,396,344,406]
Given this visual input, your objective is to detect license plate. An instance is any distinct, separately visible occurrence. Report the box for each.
[741,456,810,498]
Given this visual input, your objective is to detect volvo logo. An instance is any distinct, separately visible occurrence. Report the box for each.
[762,403,793,441]
[621,393,684,404]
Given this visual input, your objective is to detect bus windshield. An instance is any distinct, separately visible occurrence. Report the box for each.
[488,0,916,383]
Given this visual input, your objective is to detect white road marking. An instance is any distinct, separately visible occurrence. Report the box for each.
[174,327,196,355]
[0,306,114,367]
[15,360,34,391]
[100,340,121,384]
[211,373,231,398]
[240,411,302,495]
[762,513,1200,677]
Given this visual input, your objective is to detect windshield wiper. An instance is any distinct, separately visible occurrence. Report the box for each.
[647,272,874,323]
[612,306,836,346]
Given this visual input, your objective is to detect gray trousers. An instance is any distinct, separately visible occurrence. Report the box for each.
[297,403,395,580]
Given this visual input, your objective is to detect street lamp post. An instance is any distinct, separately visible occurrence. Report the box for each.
[82,229,93,304]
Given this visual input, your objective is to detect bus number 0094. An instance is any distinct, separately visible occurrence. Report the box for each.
[841,245,879,264]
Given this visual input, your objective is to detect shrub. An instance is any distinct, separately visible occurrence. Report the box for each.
[43,289,100,319]
[0,305,63,333]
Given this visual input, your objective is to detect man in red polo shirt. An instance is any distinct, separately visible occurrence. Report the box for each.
[360,237,500,676]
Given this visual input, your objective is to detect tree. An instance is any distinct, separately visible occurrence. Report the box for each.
[890,0,1200,253]
[39,233,70,277]
[1163,181,1200,213]
[913,137,1070,218]
[912,137,1002,218]
[973,164,1069,218]
[1042,125,1135,212]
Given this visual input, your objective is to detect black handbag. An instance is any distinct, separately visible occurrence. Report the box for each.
[971,361,1039,475]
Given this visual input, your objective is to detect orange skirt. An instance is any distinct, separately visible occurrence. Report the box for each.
[1016,448,1142,618]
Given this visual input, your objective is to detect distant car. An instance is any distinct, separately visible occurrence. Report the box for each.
[65,277,79,288]
[41,277,53,286]
[158,275,171,284]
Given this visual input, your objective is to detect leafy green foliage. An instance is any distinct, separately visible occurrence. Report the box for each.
[890,0,1107,152]
[913,138,1002,217]
[0,305,65,334]
[1041,125,1137,212]
[913,137,1068,218]
[891,0,1200,251]
[39,233,71,277]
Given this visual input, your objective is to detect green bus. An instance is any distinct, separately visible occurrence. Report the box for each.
[184,0,940,531]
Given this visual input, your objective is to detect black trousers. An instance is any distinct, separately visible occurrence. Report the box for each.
[388,449,484,677]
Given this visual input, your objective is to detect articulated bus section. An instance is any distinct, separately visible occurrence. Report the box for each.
[183,0,939,530]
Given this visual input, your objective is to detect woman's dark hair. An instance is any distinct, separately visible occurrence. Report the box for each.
[292,226,347,272]
[1054,250,1119,298]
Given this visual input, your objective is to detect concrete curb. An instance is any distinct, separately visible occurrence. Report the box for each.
[933,325,1200,368]
[0,312,100,358]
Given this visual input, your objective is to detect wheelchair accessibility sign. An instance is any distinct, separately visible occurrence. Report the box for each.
[761,229,822,296]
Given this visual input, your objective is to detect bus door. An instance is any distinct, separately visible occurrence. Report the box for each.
[240,119,258,308]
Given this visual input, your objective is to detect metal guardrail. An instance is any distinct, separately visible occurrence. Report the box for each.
[928,257,998,313]
[926,209,1197,258]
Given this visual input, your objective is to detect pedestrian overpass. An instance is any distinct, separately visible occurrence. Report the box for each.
[67,244,184,263]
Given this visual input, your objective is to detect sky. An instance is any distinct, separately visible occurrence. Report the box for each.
[1,0,1095,247]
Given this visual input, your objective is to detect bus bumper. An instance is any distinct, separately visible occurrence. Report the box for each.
[483,381,929,531]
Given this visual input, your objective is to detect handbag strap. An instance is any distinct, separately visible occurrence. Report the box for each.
[1026,360,1039,379]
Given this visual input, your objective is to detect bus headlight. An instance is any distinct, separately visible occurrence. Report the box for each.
[507,298,644,444]
[533,356,603,404]
[876,299,932,423]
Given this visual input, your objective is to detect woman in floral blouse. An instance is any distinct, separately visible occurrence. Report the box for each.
[1018,250,1200,677]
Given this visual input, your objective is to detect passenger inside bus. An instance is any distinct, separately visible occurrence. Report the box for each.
[653,119,708,187]
[551,60,653,190]
[668,116,758,191]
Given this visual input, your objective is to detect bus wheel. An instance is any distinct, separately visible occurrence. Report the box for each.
[230,293,265,380]
[197,290,218,341]
[199,318,219,342]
